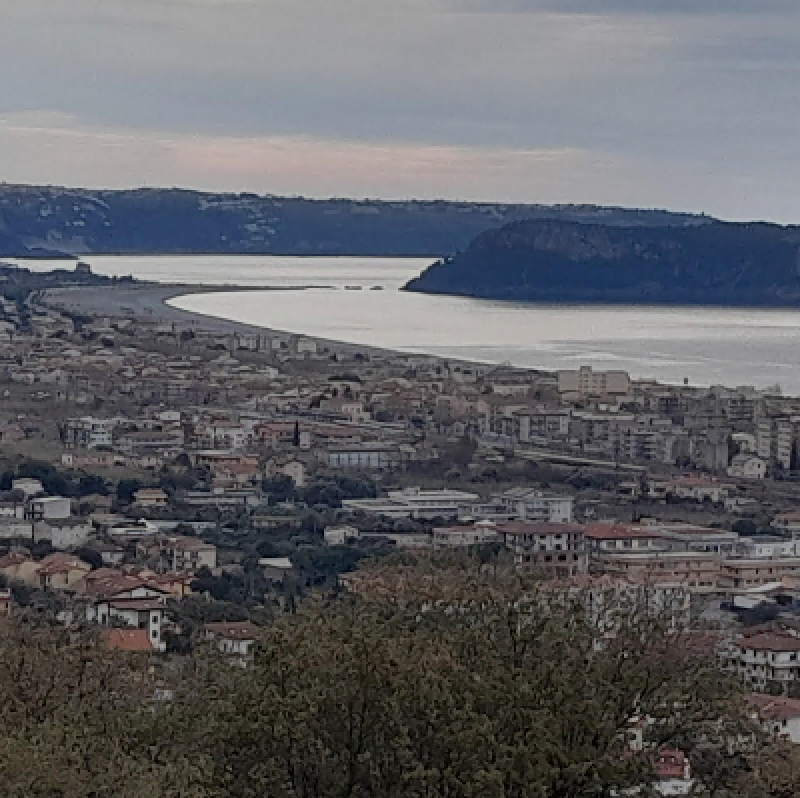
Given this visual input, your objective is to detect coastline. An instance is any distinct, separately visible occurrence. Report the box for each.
[40,282,408,360]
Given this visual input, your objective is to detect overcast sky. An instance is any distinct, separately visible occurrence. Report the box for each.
[0,0,798,221]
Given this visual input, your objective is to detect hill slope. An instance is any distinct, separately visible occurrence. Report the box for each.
[0,184,706,257]
[403,219,800,306]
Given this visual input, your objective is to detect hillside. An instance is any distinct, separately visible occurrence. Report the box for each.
[403,218,800,306]
[0,184,706,257]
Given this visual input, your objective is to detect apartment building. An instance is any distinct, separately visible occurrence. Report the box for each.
[498,521,587,577]
[492,488,574,523]
[722,633,800,689]
[62,416,118,449]
[557,366,630,398]
[593,550,720,592]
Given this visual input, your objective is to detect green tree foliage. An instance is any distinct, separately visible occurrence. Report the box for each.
[0,562,788,797]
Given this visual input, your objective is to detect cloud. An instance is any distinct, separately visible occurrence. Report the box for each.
[0,0,797,221]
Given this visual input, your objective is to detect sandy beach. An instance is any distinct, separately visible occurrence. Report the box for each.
[40,282,402,358]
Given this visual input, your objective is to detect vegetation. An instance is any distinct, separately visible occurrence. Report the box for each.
[0,184,704,258]
[0,558,795,797]
[405,218,800,307]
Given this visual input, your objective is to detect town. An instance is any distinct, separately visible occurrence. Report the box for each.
[1,266,800,792]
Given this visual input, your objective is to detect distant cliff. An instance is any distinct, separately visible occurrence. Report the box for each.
[403,219,800,306]
[0,184,707,258]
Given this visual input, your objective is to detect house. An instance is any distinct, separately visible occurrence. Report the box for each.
[772,512,800,538]
[654,749,693,796]
[11,478,44,499]
[727,454,768,480]
[0,588,12,616]
[667,476,732,504]
[258,557,294,582]
[36,553,92,590]
[498,521,588,577]
[34,518,92,549]
[204,621,260,666]
[87,581,169,654]
[748,694,800,743]
[133,488,169,508]
[28,496,72,520]
[162,536,217,572]
[104,628,155,653]
[324,525,361,546]
[0,552,41,586]
[107,519,158,541]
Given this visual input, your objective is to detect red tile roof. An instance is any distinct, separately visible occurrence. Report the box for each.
[104,628,154,652]
[205,621,260,641]
[736,633,800,652]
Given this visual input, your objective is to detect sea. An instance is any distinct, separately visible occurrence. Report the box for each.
[13,254,800,394]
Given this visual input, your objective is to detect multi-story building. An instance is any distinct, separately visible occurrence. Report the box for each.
[722,633,800,689]
[62,416,118,449]
[756,418,795,470]
[161,536,218,573]
[491,488,574,523]
[593,550,720,593]
[557,366,630,398]
[498,521,587,577]
[344,487,482,521]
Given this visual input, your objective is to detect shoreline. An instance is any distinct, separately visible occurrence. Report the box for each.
[40,282,414,360]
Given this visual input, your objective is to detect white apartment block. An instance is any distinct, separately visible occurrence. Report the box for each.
[343,487,481,520]
[722,633,800,689]
[62,416,119,449]
[492,488,574,523]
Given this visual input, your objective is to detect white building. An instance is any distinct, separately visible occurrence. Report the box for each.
[492,488,574,523]
[162,536,217,572]
[324,525,361,546]
[749,695,800,744]
[29,496,71,520]
[433,522,500,548]
[34,518,92,549]
[722,632,800,689]
[727,454,768,480]
[62,417,118,449]
[343,487,482,521]
[11,478,45,499]
[91,597,167,653]
[204,621,260,667]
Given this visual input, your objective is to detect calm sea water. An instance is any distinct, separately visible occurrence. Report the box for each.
[13,255,800,393]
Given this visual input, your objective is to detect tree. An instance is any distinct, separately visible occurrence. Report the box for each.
[117,478,142,503]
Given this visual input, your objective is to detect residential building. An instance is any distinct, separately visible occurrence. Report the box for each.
[432,522,500,548]
[204,621,260,667]
[728,454,768,480]
[34,518,92,549]
[491,487,574,523]
[343,487,482,521]
[498,521,587,577]
[722,632,800,689]
[557,366,630,398]
[749,695,800,743]
[162,536,217,572]
[324,525,361,546]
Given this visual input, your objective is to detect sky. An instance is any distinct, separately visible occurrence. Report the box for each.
[0,0,798,221]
